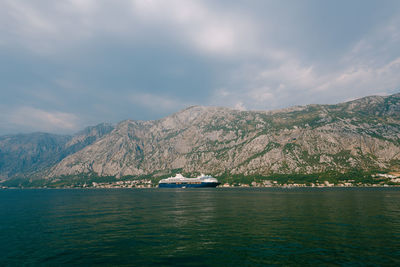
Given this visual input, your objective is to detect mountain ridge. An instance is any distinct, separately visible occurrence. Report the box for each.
[1,93,400,183]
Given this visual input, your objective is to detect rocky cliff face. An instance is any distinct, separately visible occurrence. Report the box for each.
[0,133,70,180]
[47,93,400,178]
[0,123,113,180]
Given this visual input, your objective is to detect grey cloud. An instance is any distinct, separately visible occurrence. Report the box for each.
[1,0,400,134]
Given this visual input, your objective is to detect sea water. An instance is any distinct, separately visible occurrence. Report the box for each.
[1,188,399,266]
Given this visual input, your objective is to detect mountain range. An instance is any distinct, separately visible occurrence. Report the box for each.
[1,93,400,184]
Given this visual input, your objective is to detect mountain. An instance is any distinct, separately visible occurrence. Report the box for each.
[0,123,113,181]
[48,93,400,178]
[0,133,70,180]
[1,93,400,183]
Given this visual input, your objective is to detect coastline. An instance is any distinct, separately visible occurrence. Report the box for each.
[2,185,400,189]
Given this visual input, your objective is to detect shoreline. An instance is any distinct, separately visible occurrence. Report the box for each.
[2,185,400,190]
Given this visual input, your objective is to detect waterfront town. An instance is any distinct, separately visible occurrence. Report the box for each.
[1,173,400,189]
[85,172,400,188]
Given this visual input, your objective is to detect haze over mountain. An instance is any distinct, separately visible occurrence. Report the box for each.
[1,93,399,183]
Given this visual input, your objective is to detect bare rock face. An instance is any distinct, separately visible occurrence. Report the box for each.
[49,93,400,178]
[0,123,114,180]
[0,133,70,180]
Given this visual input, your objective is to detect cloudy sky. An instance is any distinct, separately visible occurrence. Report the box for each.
[1,0,400,134]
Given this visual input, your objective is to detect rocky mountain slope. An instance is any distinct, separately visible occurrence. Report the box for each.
[0,123,113,180]
[1,93,400,181]
[46,93,400,178]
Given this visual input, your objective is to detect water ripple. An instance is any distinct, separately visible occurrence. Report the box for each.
[0,188,399,266]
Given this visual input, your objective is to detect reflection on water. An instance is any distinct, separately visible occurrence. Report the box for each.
[1,188,400,266]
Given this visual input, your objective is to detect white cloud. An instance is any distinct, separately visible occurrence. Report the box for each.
[131,0,257,55]
[234,102,246,111]
[1,0,400,133]
[317,57,400,93]
[0,0,131,54]
[6,107,80,133]
[209,10,400,111]
[0,0,258,56]
[211,53,400,110]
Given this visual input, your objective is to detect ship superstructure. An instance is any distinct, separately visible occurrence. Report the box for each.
[158,174,220,188]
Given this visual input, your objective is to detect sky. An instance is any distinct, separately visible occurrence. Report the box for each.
[1,0,400,135]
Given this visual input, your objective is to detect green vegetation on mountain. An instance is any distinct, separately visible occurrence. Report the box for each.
[1,93,400,187]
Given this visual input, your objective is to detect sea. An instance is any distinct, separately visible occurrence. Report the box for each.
[1,188,399,266]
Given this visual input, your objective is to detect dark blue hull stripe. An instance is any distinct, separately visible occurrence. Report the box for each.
[158,182,220,188]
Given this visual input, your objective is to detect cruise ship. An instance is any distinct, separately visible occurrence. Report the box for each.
[158,174,220,188]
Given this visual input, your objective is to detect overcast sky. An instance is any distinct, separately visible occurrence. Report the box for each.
[1,0,400,134]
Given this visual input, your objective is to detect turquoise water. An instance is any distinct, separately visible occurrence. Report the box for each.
[1,188,399,266]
